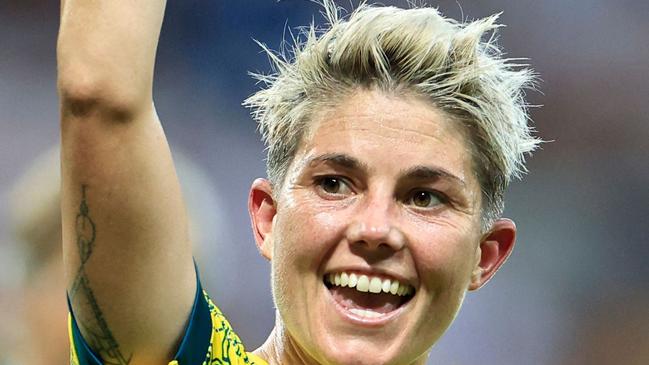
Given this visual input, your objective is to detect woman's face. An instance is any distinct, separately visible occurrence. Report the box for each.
[254,89,492,365]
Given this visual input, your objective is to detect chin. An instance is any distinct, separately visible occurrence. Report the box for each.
[316,338,424,365]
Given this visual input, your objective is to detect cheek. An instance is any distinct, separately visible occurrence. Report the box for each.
[410,225,478,292]
[270,198,350,329]
[272,198,349,273]
[279,190,351,243]
[413,231,476,327]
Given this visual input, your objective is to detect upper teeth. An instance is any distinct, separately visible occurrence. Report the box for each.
[326,272,414,297]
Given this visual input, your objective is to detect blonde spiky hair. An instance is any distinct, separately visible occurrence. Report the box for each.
[244,0,541,228]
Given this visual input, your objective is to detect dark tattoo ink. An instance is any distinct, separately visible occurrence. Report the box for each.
[69,185,96,298]
[69,185,132,365]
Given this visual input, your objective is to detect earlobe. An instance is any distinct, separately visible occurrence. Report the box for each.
[248,178,277,261]
[469,218,516,291]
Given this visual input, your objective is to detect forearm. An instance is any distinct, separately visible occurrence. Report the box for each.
[57,0,167,113]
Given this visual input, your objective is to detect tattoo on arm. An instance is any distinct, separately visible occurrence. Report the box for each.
[69,185,133,365]
[69,185,95,298]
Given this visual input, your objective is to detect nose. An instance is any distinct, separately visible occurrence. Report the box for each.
[345,195,406,252]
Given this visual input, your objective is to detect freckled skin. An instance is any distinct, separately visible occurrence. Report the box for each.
[255,90,489,365]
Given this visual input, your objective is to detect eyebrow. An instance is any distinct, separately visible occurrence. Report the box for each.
[399,165,467,188]
[306,153,369,173]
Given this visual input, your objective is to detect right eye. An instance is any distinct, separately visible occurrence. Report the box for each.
[407,189,444,208]
[315,176,353,196]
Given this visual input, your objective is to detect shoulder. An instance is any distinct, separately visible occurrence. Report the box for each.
[203,291,267,364]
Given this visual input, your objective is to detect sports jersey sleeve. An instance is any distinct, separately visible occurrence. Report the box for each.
[68,270,267,365]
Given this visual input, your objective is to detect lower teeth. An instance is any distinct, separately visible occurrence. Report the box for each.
[348,308,385,318]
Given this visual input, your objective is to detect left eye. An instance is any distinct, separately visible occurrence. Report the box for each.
[408,190,443,208]
[316,176,353,196]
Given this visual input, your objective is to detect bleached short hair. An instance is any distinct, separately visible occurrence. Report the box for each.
[244,1,541,229]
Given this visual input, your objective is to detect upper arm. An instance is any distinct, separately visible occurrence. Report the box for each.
[60,101,197,364]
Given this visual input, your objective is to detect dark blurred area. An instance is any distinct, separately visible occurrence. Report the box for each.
[1,1,647,364]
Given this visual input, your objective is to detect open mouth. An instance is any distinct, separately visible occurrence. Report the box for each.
[324,271,415,319]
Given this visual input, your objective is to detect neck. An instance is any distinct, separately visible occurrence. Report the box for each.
[253,316,431,365]
[254,318,321,365]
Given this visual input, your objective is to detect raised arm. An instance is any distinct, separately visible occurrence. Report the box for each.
[58,1,196,363]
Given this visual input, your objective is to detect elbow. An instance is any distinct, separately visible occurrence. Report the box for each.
[58,70,147,123]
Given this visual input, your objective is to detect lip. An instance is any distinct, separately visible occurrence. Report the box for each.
[323,280,413,327]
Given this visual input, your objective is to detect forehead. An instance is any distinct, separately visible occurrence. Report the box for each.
[296,90,477,186]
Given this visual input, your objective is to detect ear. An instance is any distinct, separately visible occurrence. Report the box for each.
[248,178,276,261]
[468,218,516,291]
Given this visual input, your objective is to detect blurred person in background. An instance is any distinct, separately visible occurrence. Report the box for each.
[2,147,67,365]
[57,1,540,365]
[0,146,221,365]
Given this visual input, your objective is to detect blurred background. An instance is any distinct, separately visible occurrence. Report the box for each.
[1,1,647,364]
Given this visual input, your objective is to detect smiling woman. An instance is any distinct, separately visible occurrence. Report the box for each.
[249,90,492,364]
[58,0,539,364]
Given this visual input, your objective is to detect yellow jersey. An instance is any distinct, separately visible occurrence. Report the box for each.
[68,277,268,365]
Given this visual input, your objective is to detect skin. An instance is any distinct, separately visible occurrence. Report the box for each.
[249,89,516,365]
